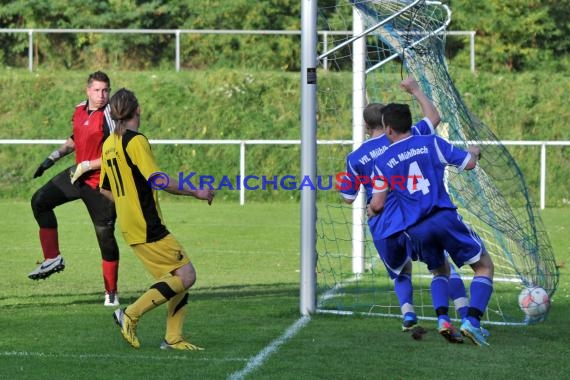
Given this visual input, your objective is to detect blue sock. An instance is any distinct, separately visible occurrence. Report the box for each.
[431,275,450,320]
[448,267,469,319]
[394,273,414,317]
[468,276,493,328]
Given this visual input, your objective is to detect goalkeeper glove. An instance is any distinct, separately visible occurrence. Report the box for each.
[70,160,91,184]
[33,150,60,178]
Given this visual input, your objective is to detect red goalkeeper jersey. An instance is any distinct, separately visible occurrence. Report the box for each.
[71,101,115,189]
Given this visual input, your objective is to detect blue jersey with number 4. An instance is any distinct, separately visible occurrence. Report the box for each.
[339,118,434,204]
[371,134,472,239]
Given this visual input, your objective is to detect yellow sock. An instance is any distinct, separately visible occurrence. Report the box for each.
[165,292,189,344]
[126,276,185,320]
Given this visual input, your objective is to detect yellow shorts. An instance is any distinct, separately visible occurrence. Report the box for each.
[131,234,190,280]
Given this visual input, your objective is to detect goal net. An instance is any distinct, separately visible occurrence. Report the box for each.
[314,0,559,325]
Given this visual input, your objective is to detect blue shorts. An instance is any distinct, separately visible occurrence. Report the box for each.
[405,209,485,271]
[373,232,414,279]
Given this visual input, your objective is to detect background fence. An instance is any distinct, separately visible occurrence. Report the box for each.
[0,28,477,72]
[1,139,567,208]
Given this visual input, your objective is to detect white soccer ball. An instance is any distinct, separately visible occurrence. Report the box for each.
[518,286,550,317]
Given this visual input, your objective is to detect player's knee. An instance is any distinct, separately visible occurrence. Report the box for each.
[402,260,413,274]
[31,190,58,228]
[31,189,49,216]
[94,224,115,239]
[431,266,448,277]
[482,252,494,277]
[94,224,119,261]
[471,252,494,278]
[178,263,197,289]
[184,269,197,289]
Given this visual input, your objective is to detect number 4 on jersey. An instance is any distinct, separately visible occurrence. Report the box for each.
[407,161,430,195]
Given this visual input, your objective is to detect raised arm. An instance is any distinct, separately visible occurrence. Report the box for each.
[400,76,441,128]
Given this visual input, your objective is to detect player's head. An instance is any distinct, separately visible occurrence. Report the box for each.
[363,103,385,132]
[110,88,140,136]
[381,103,412,135]
[86,71,111,110]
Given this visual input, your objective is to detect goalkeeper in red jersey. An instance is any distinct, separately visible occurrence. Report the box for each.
[29,71,121,307]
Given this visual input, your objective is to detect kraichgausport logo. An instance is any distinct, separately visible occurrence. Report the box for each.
[147,172,424,192]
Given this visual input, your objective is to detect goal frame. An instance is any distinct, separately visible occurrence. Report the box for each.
[299,0,425,316]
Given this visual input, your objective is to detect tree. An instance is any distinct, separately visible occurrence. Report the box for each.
[449,0,558,71]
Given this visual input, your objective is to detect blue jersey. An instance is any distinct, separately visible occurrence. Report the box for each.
[371,134,472,239]
[339,118,434,204]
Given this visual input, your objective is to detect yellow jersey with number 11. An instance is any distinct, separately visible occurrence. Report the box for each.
[100,130,169,245]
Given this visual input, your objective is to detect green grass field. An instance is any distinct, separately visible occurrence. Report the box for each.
[0,199,568,379]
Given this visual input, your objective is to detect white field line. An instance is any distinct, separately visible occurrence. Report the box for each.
[2,278,352,376]
[0,350,247,362]
[228,276,360,380]
[227,315,311,380]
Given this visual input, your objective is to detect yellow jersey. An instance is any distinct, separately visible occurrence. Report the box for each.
[100,130,169,245]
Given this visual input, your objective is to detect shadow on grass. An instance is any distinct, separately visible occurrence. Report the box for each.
[0,282,300,309]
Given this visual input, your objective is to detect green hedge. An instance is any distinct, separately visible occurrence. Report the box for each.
[2,1,570,73]
[0,68,569,206]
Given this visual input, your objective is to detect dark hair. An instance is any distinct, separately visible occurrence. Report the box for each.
[381,103,412,134]
[87,71,110,88]
[110,88,139,136]
[363,103,385,129]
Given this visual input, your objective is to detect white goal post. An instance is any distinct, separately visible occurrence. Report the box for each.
[299,0,426,316]
[300,0,318,315]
